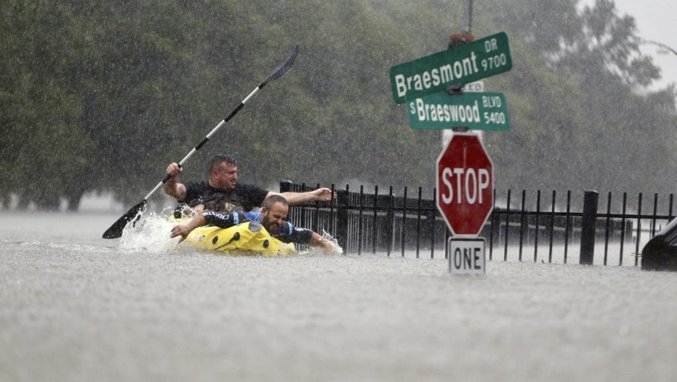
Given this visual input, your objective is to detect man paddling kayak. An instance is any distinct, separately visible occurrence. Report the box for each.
[164,154,334,214]
[170,194,342,255]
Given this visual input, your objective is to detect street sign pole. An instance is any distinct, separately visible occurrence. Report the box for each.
[389,32,510,275]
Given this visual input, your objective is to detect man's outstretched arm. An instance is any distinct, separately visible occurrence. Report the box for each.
[276,187,336,205]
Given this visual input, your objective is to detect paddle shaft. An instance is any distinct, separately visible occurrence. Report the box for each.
[143,43,300,200]
[145,85,262,201]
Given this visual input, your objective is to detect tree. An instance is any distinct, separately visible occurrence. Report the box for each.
[2,0,675,210]
[0,1,97,209]
[482,0,676,194]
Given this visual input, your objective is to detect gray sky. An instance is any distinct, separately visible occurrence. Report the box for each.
[582,0,677,90]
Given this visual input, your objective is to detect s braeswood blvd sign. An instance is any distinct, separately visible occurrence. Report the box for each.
[389,32,512,104]
[407,92,509,130]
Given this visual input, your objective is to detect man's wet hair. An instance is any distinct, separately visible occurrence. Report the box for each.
[208,154,238,175]
[262,194,289,209]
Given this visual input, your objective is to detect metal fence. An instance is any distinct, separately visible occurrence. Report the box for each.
[280,182,675,266]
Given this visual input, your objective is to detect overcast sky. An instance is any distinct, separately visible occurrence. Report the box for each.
[581,0,677,90]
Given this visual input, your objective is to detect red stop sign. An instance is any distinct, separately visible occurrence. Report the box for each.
[436,133,494,236]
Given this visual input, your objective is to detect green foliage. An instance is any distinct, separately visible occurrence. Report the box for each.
[485,0,676,194]
[0,0,675,210]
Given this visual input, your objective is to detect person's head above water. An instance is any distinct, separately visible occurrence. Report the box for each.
[207,154,239,191]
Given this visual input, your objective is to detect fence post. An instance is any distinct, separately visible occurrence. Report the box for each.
[279,180,293,193]
[336,188,350,254]
[580,190,599,265]
[279,180,295,222]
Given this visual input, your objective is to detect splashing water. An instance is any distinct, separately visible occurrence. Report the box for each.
[321,229,344,255]
[118,211,180,254]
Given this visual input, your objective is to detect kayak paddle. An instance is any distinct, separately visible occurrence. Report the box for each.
[102,44,300,239]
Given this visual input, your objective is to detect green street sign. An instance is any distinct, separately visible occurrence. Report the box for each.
[407,92,510,130]
[389,32,512,104]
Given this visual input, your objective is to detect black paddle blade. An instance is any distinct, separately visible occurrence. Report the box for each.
[102,200,147,239]
[262,44,299,85]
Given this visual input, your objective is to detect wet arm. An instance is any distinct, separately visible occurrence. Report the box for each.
[170,211,243,243]
[163,162,187,201]
[276,187,336,205]
[309,232,341,255]
[170,214,206,242]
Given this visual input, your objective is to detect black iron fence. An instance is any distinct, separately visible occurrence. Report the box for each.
[280,182,675,266]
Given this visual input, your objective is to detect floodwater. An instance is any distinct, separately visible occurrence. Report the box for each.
[1,211,677,382]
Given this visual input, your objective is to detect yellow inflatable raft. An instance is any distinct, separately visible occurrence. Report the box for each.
[179,219,296,256]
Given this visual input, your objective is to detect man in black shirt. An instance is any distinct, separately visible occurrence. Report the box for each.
[164,154,334,213]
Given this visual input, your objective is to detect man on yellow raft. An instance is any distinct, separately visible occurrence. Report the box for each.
[170,194,342,255]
